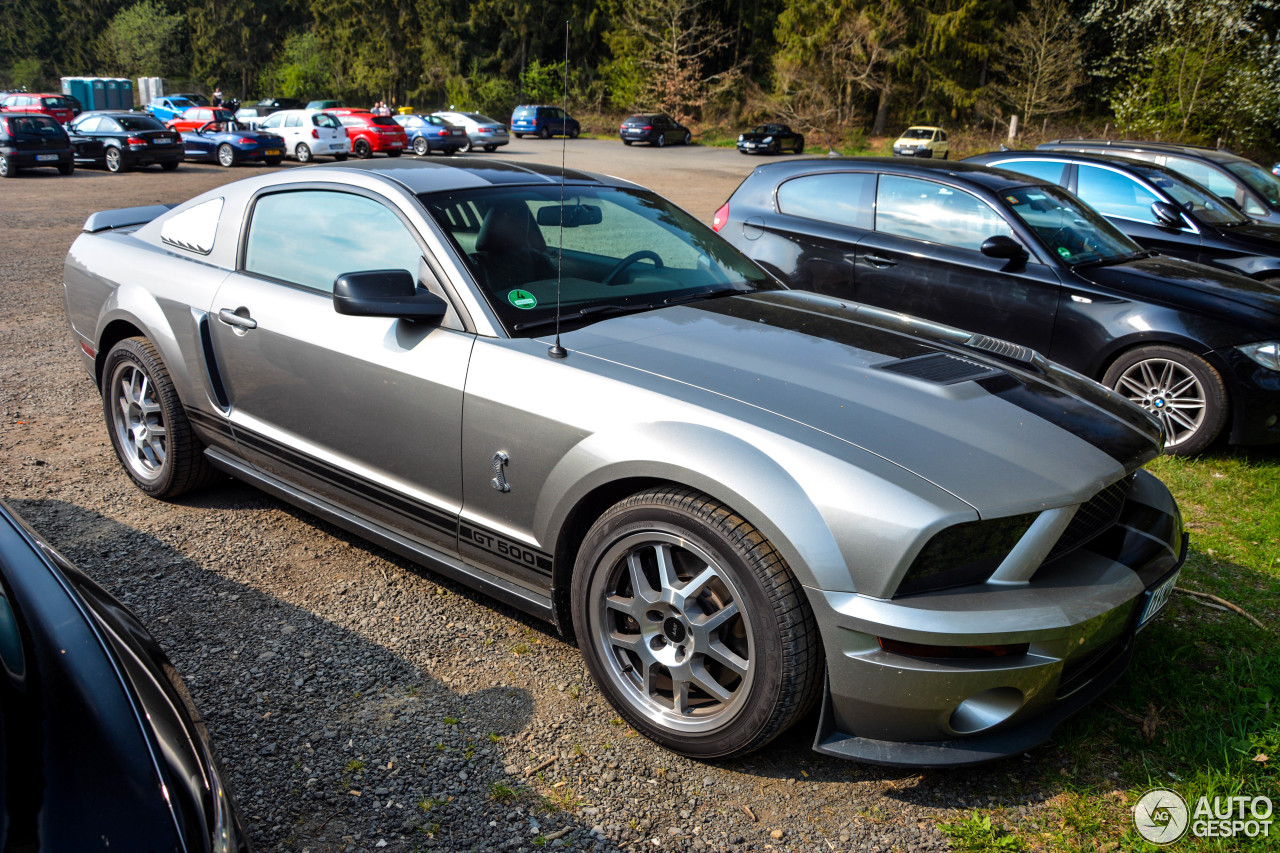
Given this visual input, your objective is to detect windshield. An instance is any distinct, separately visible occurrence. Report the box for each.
[1134,166,1247,225]
[751,125,783,134]
[1001,185,1140,265]
[420,185,779,336]
[901,128,934,140]
[1223,159,1280,209]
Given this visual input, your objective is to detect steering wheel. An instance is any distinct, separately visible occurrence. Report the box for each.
[603,250,664,286]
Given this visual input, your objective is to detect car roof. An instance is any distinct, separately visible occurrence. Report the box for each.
[902,125,942,132]
[742,156,1037,191]
[973,148,1187,175]
[291,158,632,195]
[1039,138,1248,165]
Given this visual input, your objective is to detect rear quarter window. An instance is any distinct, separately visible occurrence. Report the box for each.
[777,173,875,230]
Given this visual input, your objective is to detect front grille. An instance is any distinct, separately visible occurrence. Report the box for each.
[1045,475,1134,564]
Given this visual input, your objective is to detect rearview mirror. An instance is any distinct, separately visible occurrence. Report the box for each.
[536,204,603,228]
[333,269,447,322]
[1151,201,1184,227]
[980,235,1028,260]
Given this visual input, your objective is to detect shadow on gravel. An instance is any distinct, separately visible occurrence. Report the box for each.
[10,497,595,853]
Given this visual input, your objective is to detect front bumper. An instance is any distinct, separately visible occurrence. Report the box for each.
[1221,345,1280,446]
[808,469,1185,765]
[893,147,935,157]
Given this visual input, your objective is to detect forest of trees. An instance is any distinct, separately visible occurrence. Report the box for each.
[3,0,1278,157]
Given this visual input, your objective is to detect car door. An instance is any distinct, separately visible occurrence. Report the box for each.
[206,186,473,555]
[1072,163,1203,262]
[855,174,1060,350]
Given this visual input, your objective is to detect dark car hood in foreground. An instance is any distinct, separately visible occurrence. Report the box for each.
[1073,254,1280,328]
[560,291,1161,515]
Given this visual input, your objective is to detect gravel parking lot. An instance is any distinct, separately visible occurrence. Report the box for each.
[3,141,1069,852]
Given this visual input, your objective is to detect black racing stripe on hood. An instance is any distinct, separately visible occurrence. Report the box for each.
[977,373,1159,469]
[693,294,1160,468]
[690,293,932,360]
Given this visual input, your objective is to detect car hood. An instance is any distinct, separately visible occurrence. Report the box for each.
[1213,219,1280,252]
[1072,254,1280,328]
[559,290,1160,514]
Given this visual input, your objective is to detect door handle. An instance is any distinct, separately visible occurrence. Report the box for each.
[218,308,257,330]
[864,254,898,268]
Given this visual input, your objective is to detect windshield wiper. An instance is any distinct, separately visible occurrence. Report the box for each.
[663,286,741,305]
[1071,250,1152,269]
[512,302,657,332]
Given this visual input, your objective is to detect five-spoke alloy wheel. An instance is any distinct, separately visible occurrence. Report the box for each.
[572,487,821,758]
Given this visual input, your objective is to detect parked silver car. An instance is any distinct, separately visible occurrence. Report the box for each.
[430,110,509,152]
[63,160,1185,766]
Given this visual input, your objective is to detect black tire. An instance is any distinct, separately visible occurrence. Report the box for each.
[354,139,372,159]
[412,137,429,156]
[769,141,780,155]
[539,125,552,140]
[0,154,12,178]
[1102,345,1228,456]
[295,142,313,163]
[160,160,180,171]
[105,147,125,173]
[387,149,401,157]
[943,150,949,160]
[571,486,822,759]
[683,131,691,145]
[514,133,524,139]
[483,144,497,152]
[458,139,472,153]
[656,133,665,148]
[264,157,282,166]
[101,337,219,499]
[333,153,348,161]
[795,141,804,155]
[570,126,580,139]
[623,139,632,146]
[217,143,237,167]
[57,161,74,175]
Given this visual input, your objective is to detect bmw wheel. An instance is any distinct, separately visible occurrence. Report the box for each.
[295,142,313,162]
[413,137,429,156]
[102,338,219,499]
[572,487,821,759]
[1103,345,1228,456]
[105,147,124,172]
[217,143,237,167]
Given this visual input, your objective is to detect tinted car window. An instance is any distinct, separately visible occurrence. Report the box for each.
[99,117,124,133]
[1076,165,1160,225]
[1002,185,1138,265]
[371,116,399,127]
[245,191,423,294]
[777,173,874,229]
[72,115,102,133]
[12,115,64,135]
[990,158,1067,186]
[1166,156,1239,202]
[117,115,164,131]
[312,113,340,129]
[1222,159,1280,208]
[1135,167,1245,226]
[876,175,1013,250]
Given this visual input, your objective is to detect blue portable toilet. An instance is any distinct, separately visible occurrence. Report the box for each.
[91,78,107,110]
[119,78,134,108]
[61,77,91,109]
[105,79,121,109]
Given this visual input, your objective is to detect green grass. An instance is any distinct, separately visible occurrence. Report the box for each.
[942,447,1279,852]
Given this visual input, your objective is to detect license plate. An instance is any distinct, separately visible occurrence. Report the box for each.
[1137,568,1180,630]
[154,136,171,144]
[36,153,58,162]
[265,149,281,156]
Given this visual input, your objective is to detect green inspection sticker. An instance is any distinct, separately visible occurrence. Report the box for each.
[1057,246,1072,259]
[508,289,538,309]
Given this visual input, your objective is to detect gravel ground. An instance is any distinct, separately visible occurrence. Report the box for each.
[2,145,1066,852]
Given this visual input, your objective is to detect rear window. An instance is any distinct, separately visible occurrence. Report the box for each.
[117,115,165,131]
[6,115,62,135]
[42,97,73,110]
[464,113,497,124]
[312,113,341,129]
[371,116,399,127]
[514,107,534,117]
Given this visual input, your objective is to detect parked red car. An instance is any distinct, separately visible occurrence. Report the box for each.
[165,107,236,134]
[327,110,407,158]
[0,93,76,124]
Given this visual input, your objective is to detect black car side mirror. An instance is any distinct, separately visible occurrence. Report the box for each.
[980,235,1028,260]
[1151,201,1185,227]
[333,269,447,322]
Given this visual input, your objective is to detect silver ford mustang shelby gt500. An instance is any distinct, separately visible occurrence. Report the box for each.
[63,160,1185,766]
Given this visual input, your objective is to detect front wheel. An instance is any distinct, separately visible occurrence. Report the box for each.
[571,487,822,759]
[217,143,237,167]
[1103,345,1228,456]
[102,338,219,499]
[570,126,580,139]
[795,141,805,154]
[942,150,949,160]
[683,131,692,145]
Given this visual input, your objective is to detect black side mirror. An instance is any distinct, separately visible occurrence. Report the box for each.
[980,235,1029,260]
[333,269,447,322]
[1151,201,1184,227]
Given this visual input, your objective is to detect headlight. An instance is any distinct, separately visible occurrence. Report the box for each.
[1239,341,1280,371]
[737,134,743,141]
[762,136,773,143]
[895,513,1036,596]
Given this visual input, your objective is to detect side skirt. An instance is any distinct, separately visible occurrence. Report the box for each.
[204,448,556,623]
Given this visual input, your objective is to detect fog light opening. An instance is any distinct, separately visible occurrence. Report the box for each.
[949,687,1025,735]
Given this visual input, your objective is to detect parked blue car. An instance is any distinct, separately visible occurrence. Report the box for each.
[511,104,579,139]
[180,120,285,167]
[394,113,468,155]
[145,96,199,123]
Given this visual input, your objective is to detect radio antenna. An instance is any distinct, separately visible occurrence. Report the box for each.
[547,18,570,359]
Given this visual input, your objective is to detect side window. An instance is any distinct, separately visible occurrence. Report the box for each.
[161,198,224,255]
[285,113,303,128]
[1076,165,1160,224]
[244,190,424,294]
[75,116,102,133]
[876,175,1013,250]
[1165,156,1240,203]
[101,118,123,133]
[989,158,1067,186]
[261,113,282,128]
[777,173,874,230]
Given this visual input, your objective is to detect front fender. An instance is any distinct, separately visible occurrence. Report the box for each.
[535,421,974,595]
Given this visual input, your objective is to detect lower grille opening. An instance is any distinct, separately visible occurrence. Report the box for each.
[1056,635,1129,699]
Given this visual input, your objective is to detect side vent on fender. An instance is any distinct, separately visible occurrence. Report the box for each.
[878,352,1002,385]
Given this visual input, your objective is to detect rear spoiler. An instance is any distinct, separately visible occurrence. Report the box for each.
[82,204,177,234]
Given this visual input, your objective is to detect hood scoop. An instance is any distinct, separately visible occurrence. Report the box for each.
[879,352,1003,385]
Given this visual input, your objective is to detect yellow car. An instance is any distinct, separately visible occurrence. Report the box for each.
[892,125,949,158]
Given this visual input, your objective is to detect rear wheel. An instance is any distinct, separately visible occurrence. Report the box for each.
[217,143,237,167]
[623,139,633,146]
[570,126,580,139]
[333,152,348,161]
[57,161,74,175]
[295,142,313,162]
[160,160,179,171]
[656,133,666,148]
[354,139,372,158]
[264,156,282,166]
[413,137,429,156]
[387,149,401,157]
[483,144,497,152]
[102,338,219,499]
[539,125,552,139]
[105,147,124,172]
[1103,345,1228,456]
[0,154,13,177]
[458,139,473,153]
[572,487,821,759]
